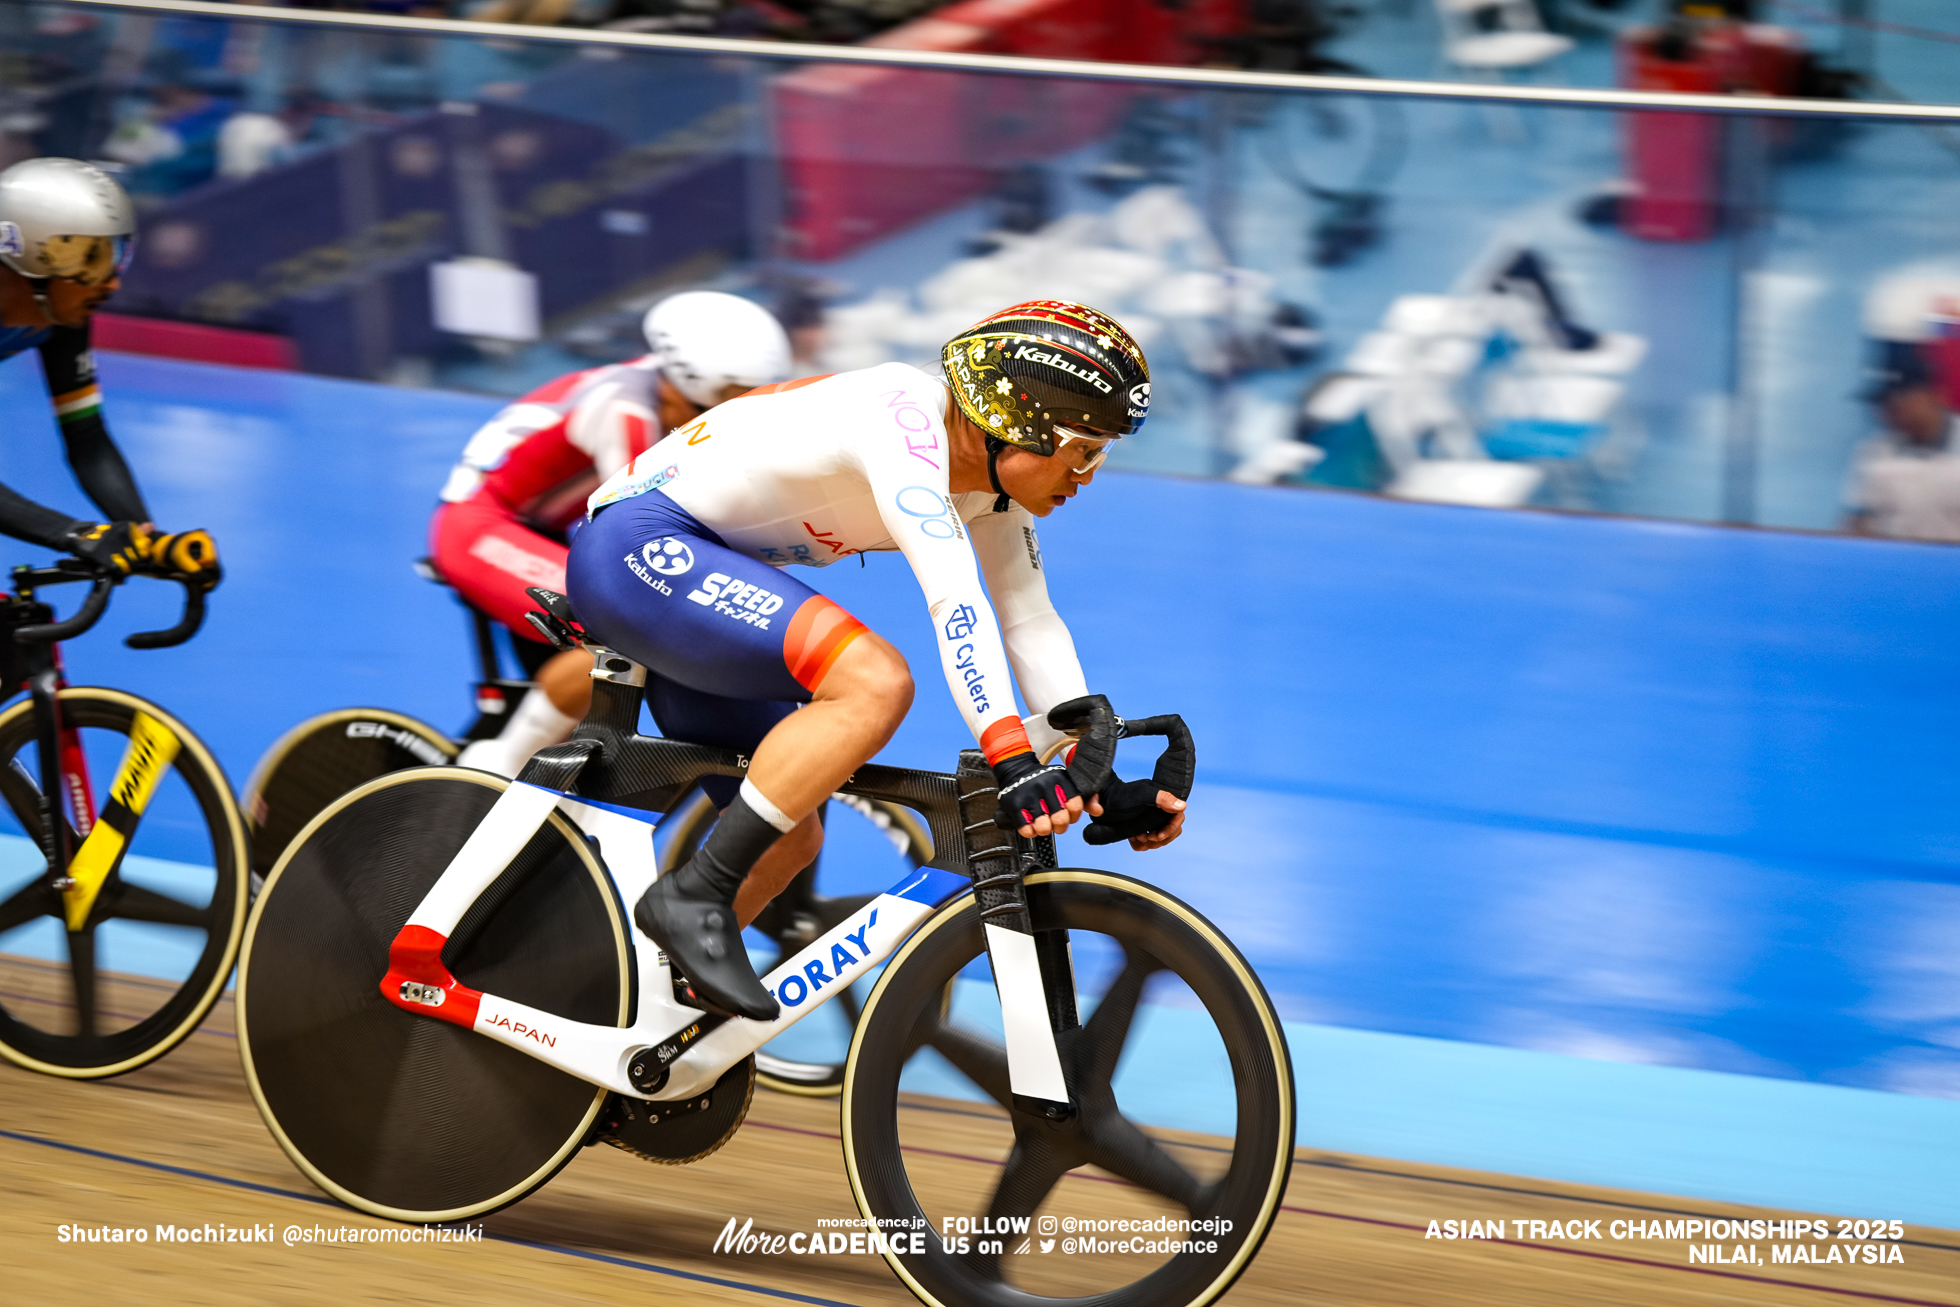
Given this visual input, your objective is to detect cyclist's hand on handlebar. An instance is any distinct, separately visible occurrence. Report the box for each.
[63,522,221,590]
[147,528,222,590]
[992,749,1085,838]
[63,520,152,575]
[1084,781,1187,851]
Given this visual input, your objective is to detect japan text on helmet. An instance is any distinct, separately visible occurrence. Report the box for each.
[642,291,793,409]
[0,158,136,285]
[940,300,1150,456]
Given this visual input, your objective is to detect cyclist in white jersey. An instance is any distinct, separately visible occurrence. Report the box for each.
[566,300,1183,1020]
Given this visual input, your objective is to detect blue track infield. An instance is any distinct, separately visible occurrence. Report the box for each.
[1,351,1954,1218]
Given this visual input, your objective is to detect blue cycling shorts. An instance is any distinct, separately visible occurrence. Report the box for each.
[566,492,869,802]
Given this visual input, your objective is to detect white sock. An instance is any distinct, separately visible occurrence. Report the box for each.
[455,691,579,779]
[739,777,796,833]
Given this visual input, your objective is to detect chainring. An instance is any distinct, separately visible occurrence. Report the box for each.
[598,1055,755,1165]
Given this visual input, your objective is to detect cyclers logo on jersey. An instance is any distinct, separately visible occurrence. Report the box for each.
[952,643,991,713]
[1014,345,1113,394]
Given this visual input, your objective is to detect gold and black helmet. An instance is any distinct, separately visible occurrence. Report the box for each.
[940,300,1150,455]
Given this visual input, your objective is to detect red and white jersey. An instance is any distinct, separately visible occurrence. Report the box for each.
[441,357,664,534]
[587,362,1088,762]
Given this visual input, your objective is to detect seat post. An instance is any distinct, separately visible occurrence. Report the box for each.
[579,643,647,740]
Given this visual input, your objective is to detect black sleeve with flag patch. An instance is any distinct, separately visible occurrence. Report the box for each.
[40,321,149,526]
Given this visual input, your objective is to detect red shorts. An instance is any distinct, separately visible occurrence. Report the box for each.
[429,498,568,644]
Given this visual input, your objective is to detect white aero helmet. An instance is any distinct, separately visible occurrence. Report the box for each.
[642,291,792,408]
[0,158,136,284]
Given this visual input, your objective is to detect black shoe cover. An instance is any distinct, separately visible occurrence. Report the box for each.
[634,873,779,1022]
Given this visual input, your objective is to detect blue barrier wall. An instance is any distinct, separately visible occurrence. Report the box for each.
[5,352,1959,1142]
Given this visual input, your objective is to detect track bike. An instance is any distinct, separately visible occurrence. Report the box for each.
[0,558,247,1078]
[237,591,1295,1307]
[240,563,928,1095]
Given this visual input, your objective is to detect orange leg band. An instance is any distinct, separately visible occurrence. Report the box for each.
[782,594,868,692]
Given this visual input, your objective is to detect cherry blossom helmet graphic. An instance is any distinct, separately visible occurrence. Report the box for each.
[641,291,793,408]
[0,157,136,286]
[939,300,1151,455]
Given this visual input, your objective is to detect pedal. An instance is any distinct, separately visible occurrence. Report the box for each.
[669,961,706,1011]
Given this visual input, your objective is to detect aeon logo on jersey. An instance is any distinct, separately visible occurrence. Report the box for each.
[773,909,879,1008]
[643,538,695,576]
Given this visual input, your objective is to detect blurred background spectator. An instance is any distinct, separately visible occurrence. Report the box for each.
[1842,341,1960,541]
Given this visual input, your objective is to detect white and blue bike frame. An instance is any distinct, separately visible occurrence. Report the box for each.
[377,648,1078,1108]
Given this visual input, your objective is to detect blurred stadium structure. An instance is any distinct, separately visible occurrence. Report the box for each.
[10,1,1960,534]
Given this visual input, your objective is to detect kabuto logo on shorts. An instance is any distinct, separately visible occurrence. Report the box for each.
[641,538,694,576]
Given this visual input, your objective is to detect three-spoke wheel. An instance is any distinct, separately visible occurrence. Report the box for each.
[842,869,1294,1307]
[0,688,248,1078]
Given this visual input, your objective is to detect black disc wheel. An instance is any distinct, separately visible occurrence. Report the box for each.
[0,688,248,1078]
[241,708,456,887]
[238,768,630,1223]
[842,869,1294,1307]
[663,787,932,1097]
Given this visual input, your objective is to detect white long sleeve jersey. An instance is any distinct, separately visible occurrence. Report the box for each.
[588,362,1085,761]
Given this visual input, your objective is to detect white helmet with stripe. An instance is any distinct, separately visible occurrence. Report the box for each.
[642,291,792,408]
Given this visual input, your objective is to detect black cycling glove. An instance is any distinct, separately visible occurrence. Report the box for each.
[991,750,1080,832]
[62,522,223,590]
[1082,775,1177,846]
[63,520,150,574]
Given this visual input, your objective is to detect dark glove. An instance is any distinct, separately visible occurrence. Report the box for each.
[62,522,222,590]
[991,750,1080,832]
[63,520,151,575]
[148,528,222,590]
[1082,775,1177,846]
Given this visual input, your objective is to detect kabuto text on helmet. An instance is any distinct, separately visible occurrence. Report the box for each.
[940,301,1150,456]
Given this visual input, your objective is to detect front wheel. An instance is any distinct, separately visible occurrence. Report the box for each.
[0,687,248,1078]
[842,869,1294,1307]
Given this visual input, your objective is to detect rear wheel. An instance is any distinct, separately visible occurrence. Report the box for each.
[0,687,248,1078]
[842,869,1294,1307]
[237,768,629,1222]
[241,708,455,887]
[663,787,932,1096]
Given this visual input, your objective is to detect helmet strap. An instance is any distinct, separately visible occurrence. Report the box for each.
[27,278,53,325]
[984,436,1012,513]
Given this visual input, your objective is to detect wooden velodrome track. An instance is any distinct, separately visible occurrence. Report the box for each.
[4,957,1956,1307]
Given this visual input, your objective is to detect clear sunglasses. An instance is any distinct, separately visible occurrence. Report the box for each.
[1053,424,1117,474]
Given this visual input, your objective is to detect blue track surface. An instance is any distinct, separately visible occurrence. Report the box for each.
[2,350,1956,1218]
